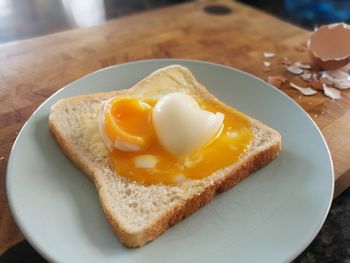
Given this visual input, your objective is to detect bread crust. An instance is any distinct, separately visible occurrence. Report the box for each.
[49,65,282,248]
[103,138,280,247]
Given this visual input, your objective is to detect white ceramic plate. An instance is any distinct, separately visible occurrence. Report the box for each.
[7,59,334,263]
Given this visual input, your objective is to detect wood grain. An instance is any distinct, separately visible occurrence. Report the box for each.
[0,0,348,253]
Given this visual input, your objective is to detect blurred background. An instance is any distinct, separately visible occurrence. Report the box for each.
[0,0,350,44]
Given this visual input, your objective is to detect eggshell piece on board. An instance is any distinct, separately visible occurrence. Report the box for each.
[308,23,350,70]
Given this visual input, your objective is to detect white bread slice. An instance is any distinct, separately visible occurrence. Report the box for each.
[49,65,281,247]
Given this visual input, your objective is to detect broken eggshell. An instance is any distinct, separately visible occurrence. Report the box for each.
[321,70,350,89]
[263,51,275,58]
[290,82,318,96]
[286,64,304,75]
[323,84,341,100]
[300,70,312,81]
[295,61,312,69]
[308,23,350,70]
[263,61,271,67]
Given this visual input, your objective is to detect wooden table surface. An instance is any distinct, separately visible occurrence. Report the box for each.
[1,0,349,254]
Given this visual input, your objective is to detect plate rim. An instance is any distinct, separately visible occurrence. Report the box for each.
[6,59,334,262]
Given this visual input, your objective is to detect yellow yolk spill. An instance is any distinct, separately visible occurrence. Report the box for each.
[103,97,154,150]
[103,97,253,185]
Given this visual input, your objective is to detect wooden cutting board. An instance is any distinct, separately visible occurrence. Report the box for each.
[0,0,348,253]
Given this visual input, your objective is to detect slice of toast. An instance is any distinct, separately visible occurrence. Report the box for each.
[49,65,281,247]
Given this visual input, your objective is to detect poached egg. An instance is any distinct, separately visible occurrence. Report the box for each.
[99,92,253,185]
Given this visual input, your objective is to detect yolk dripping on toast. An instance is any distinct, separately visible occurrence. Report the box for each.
[102,96,253,185]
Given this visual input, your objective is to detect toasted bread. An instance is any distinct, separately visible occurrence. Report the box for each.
[49,65,281,247]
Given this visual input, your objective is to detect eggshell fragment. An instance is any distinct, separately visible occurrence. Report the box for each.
[264,51,275,58]
[286,64,303,75]
[263,61,271,67]
[323,84,341,99]
[295,61,312,69]
[300,70,312,81]
[342,63,350,74]
[290,82,317,96]
[321,70,350,89]
[308,23,350,70]
[312,73,319,80]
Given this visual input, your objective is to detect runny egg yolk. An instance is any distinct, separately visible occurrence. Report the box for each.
[101,96,253,185]
[102,97,155,151]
